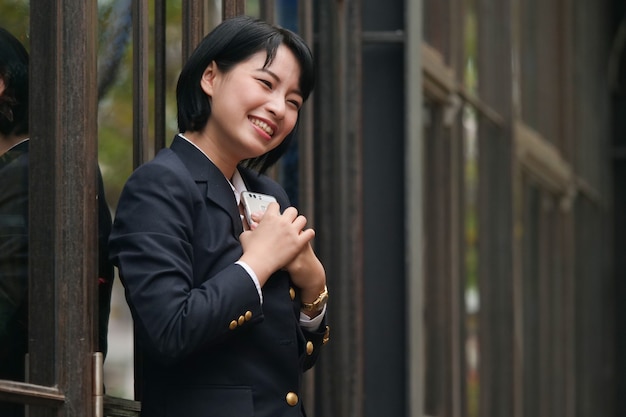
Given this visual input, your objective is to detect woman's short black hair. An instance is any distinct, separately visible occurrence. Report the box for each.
[0,27,29,137]
[176,15,315,173]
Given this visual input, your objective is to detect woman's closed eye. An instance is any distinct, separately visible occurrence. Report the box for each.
[257,78,273,89]
[257,76,302,109]
[287,99,302,110]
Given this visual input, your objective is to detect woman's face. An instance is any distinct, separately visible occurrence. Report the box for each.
[201,44,303,163]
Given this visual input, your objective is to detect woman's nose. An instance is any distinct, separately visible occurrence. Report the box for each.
[266,94,286,119]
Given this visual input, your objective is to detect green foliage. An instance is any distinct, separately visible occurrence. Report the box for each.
[246,0,260,17]
[464,0,478,93]
[0,0,30,48]
[97,1,184,208]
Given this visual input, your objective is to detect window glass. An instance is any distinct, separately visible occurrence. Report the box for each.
[0,8,30,397]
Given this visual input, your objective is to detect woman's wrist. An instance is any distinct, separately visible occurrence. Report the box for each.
[295,259,326,302]
[300,282,327,304]
[300,284,328,319]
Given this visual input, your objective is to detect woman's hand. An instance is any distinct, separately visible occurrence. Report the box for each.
[239,202,314,286]
[284,242,325,290]
[248,206,327,318]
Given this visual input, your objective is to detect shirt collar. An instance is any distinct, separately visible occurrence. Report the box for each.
[177,133,247,204]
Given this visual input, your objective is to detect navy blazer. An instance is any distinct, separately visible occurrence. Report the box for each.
[110,135,327,417]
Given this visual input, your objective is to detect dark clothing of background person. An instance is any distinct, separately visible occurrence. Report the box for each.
[0,139,29,384]
[0,139,114,417]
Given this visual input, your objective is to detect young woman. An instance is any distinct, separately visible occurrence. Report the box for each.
[109,16,329,417]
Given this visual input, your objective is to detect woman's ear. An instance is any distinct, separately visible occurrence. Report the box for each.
[200,61,219,97]
[0,76,5,97]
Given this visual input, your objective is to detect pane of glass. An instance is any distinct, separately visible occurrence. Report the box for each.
[104,279,135,399]
[0,11,31,395]
[98,1,144,401]
[463,104,480,417]
[99,2,182,400]
[463,0,480,415]
[277,0,298,31]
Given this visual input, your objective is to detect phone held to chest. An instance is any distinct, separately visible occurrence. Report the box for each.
[240,191,277,225]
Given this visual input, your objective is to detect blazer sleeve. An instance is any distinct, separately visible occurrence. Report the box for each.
[301,319,329,371]
[109,159,263,365]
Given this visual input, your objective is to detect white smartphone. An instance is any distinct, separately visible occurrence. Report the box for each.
[240,191,277,225]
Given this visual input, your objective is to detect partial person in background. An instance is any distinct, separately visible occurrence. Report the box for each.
[110,16,329,417]
[0,29,30,402]
[0,26,114,417]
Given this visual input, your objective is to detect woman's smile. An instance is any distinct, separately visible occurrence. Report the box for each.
[249,116,276,139]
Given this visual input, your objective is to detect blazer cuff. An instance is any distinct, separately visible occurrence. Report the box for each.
[299,304,326,330]
[234,260,263,304]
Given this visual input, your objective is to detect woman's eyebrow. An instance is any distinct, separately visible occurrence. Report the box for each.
[256,67,281,82]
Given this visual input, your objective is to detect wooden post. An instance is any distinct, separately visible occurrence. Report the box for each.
[314,0,365,416]
[477,0,515,416]
[29,0,99,415]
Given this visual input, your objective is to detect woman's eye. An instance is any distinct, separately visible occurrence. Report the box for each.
[288,99,302,110]
[258,79,272,88]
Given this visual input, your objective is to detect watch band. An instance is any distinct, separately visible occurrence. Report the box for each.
[301,286,329,312]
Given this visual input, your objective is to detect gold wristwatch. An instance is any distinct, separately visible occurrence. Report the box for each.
[301,286,329,313]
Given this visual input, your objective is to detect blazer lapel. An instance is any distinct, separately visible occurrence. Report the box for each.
[169,135,243,236]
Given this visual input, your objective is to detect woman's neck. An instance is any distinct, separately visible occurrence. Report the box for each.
[182,131,238,180]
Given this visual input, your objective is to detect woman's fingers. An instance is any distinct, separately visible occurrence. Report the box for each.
[255,203,310,233]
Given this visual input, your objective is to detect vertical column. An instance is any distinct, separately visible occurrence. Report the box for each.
[405,0,425,415]
[29,0,98,415]
[154,0,167,151]
[477,0,515,416]
[223,0,245,19]
[133,0,150,167]
[183,0,206,61]
[314,0,365,416]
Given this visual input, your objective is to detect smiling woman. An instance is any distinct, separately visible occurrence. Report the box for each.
[109,15,329,417]
[188,44,303,173]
